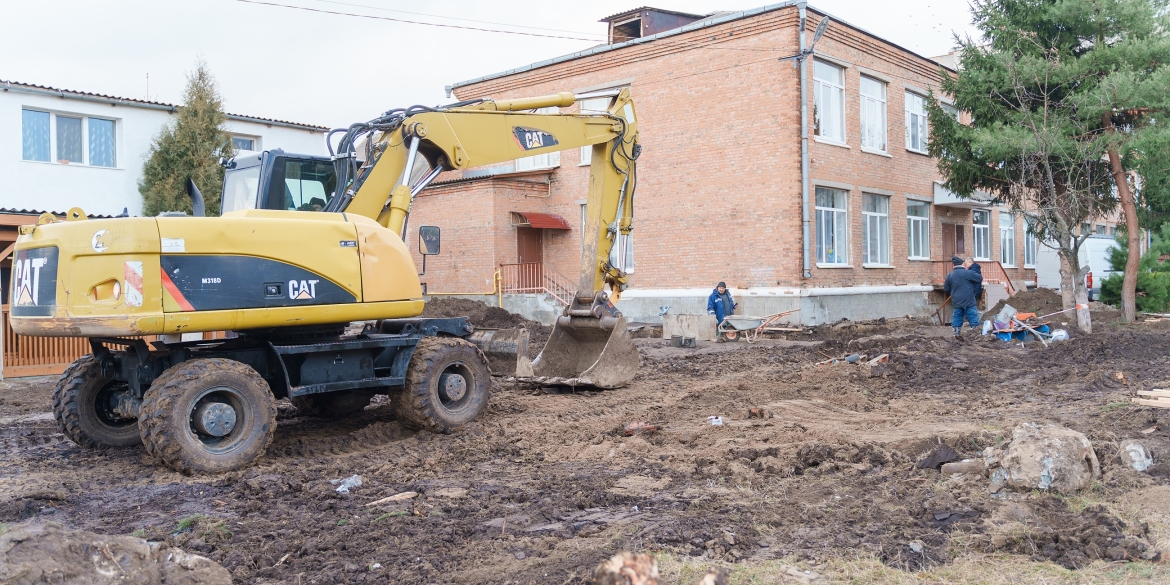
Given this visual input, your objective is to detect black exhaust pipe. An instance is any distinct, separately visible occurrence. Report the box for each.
[185,178,206,217]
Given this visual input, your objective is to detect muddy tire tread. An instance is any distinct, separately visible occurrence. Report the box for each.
[395,337,490,433]
[52,354,140,448]
[139,358,276,474]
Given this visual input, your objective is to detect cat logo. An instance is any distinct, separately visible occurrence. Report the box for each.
[512,126,559,151]
[288,279,320,300]
[13,257,48,307]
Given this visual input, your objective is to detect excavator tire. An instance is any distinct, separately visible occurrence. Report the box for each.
[138,358,276,474]
[393,337,490,433]
[291,390,377,418]
[53,354,141,448]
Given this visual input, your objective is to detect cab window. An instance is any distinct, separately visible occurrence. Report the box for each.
[222,165,261,214]
[283,160,336,211]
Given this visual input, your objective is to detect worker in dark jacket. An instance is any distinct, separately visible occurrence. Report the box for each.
[707,282,738,323]
[968,259,983,300]
[943,257,983,338]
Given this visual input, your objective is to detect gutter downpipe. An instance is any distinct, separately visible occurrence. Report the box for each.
[798,2,813,279]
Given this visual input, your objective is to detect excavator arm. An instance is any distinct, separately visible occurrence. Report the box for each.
[327,89,639,299]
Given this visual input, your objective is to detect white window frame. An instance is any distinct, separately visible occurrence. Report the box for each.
[905,92,929,153]
[862,193,891,266]
[232,135,260,152]
[907,200,930,260]
[20,108,119,168]
[577,97,610,166]
[1024,216,1038,268]
[859,76,887,153]
[815,187,849,266]
[972,209,991,261]
[999,211,1016,267]
[813,60,846,144]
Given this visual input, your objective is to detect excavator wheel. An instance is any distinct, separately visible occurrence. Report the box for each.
[393,337,491,433]
[291,390,378,418]
[139,358,276,474]
[53,354,141,448]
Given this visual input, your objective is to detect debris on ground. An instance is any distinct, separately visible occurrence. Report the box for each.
[330,474,363,493]
[594,552,658,585]
[986,423,1100,493]
[917,444,960,469]
[940,459,984,476]
[622,421,660,436]
[692,566,731,585]
[0,522,231,585]
[1120,440,1154,472]
[780,564,824,583]
[364,492,417,506]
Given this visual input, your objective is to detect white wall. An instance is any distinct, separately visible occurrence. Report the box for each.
[1,87,328,217]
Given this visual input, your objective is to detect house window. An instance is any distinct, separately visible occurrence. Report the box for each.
[941,102,959,120]
[1095,224,1107,235]
[973,210,990,261]
[862,194,890,265]
[56,116,83,163]
[1024,217,1038,268]
[578,97,609,165]
[515,107,561,171]
[859,76,887,152]
[21,109,118,167]
[907,200,930,259]
[813,60,845,143]
[89,118,116,167]
[232,136,257,151]
[815,187,848,265]
[21,109,50,162]
[905,92,929,153]
[999,212,1016,266]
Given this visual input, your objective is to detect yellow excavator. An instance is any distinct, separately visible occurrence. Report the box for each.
[9,89,641,473]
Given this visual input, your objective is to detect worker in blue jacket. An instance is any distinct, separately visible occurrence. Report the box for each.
[943,257,984,338]
[707,281,738,324]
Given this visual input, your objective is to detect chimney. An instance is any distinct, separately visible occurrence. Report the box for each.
[599,7,706,44]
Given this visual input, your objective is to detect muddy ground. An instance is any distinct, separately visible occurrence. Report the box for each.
[4,306,1170,584]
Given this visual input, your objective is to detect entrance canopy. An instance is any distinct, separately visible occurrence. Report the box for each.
[510,211,571,230]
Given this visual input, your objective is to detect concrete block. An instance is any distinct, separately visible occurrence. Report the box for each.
[662,314,718,341]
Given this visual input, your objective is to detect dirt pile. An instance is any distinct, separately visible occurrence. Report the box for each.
[0,521,231,585]
[421,297,552,357]
[983,287,1064,321]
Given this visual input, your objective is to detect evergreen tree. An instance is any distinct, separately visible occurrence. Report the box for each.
[139,61,233,216]
[929,0,1170,331]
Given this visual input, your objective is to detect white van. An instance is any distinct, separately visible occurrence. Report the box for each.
[1034,235,1119,300]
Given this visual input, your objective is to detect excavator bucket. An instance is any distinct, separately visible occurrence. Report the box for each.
[530,314,641,388]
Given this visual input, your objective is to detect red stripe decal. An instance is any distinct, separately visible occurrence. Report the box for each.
[160,267,195,312]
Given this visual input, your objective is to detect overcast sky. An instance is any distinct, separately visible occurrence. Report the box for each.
[0,0,978,129]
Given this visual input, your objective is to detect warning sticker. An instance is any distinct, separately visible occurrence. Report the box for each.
[124,261,144,307]
[161,238,185,253]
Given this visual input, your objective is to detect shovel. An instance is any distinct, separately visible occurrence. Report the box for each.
[528,291,642,388]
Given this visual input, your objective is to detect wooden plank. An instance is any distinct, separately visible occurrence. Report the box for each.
[5,363,69,377]
[1137,390,1170,398]
[1133,398,1170,409]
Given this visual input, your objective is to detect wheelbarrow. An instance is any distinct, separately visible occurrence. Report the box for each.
[716,309,801,343]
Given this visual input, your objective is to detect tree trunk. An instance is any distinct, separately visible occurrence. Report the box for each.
[1058,247,1092,333]
[1103,114,1139,322]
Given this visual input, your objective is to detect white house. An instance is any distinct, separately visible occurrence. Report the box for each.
[1,80,329,218]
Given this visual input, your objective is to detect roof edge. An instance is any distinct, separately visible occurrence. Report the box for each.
[450,1,955,92]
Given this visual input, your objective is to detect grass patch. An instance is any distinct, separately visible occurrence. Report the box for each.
[130,529,145,538]
[337,519,349,526]
[173,514,232,543]
[0,523,9,536]
[1102,402,1130,412]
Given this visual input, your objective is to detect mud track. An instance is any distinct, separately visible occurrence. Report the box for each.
[3,317,1170,583]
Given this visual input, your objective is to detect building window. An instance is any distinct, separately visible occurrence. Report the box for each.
[232,136,257,151]
[907,200,930,259]
[89,118,116,167]
[905,92,929,153]
[973,209,991,261]
[862,194,890,265]
[1095,224,1107,235]
[1024,216,1038,268]
[999,212,1016,266]
[21,109,50,162]
[21,109,117,167]
[815,187,848,265]
[578,97,609,165]
[56,116,83,163]
[941,102,959,120]
[515,107,561,171]
[813,60,845,143]
[859,76,887,152]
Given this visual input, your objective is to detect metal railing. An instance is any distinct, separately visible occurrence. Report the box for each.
[931,260,1017,297]
[498,263,575,306]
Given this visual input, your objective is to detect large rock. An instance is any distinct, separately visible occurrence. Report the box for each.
[0,522,231,585]
[1120,440,1154,472]
[987,423,1100,493]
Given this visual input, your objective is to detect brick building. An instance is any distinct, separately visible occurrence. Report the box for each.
[407,3,1045,325]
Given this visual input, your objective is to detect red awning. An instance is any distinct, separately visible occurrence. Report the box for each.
[512,212,571,230]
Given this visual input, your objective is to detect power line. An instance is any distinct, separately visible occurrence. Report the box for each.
[310,0,606,38]
[235,0,604,42]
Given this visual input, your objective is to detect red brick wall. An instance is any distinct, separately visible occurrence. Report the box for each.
[411,5,1035,294]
